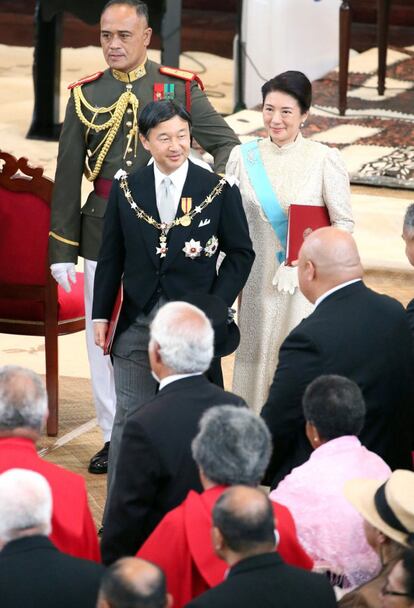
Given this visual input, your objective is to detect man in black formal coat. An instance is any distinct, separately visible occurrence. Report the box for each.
[92,99,254,490]
[261,227,414,489]
[402,203,414,340]
[0,469,104,608]
[101,300,246,565]
[185,486,336,608]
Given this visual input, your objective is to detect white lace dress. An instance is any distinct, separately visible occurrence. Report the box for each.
[226,134,354,414]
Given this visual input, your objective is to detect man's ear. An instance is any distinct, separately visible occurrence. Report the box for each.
[150,340,162,362]
[211,526,225,553]
[154,341,163,364]
[143,27,153,47]
[139,133,150,152]
[306,259,316,281]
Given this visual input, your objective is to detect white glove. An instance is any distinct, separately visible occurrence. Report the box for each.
[272,262,299,295]
[50,263,77,293]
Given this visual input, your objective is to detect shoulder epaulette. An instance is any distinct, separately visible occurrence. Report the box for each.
[159,66,204,91]
[68,71,104,90]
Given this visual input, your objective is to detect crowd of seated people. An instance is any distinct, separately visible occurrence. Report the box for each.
[1,213,414,606]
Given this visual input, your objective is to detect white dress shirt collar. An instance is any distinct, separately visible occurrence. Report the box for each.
[315,278,362,308]
[159,371,202,391]
[153,159,189,195]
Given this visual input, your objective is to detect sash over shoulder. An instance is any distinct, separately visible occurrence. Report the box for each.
[241,139,287,264]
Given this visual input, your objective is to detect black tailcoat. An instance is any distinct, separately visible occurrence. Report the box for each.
[92,160,255,331]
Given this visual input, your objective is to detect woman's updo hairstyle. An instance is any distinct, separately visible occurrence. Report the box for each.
[261,70,312,114]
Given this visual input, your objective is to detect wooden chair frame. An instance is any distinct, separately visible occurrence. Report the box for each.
[0,151,85,436]
[339,0,392,115]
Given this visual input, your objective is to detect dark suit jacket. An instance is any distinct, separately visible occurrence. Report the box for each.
[101,375,246,565]
[0,536,104,608]
[185,552,336,608]
[261,281,414,488]
[92,161,254,331]
[406,298,414,341]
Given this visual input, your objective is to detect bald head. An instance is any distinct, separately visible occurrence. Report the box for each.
[298,227,362,303]
[212,486,276,561]
[97,557,170,608]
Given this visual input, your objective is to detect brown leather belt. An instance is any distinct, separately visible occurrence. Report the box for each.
[94,177,113,200]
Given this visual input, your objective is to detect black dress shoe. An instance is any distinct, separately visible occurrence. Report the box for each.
[88,442,110,474]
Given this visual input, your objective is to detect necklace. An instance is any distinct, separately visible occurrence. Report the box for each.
[119,175,226,257]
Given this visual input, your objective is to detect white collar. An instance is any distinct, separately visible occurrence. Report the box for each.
[153,159,189,193]
[159,371,202,391]
[315,279,362,308]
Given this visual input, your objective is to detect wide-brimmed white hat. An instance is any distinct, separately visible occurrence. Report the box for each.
[344,469,414,547]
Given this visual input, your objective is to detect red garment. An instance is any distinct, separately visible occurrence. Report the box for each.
[0,437,100,562]
[138,485,312,607]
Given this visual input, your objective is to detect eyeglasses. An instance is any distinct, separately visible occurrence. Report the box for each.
[381,582,410,598]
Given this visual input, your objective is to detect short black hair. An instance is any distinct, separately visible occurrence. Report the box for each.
[303,375,366,441]
[100,560,167,608]
[261,70,312,113]
[139,100,192,139]
[402,549,414,600]
[213,488,275,553]
[102,0,149,23]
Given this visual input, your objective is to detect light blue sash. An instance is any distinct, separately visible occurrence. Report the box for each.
[241,140,287,263]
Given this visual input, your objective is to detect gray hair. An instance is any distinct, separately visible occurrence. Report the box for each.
[403,204,414,232]
[150,301,214,374]
[0,366,47,433]
[0,468,52,544]
[192,406,272,486]
[303,374,365,441]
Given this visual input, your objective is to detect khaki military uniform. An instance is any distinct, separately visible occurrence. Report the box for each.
[49,59,240,263]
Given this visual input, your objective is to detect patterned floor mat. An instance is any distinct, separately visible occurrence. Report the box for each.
[224,46,414,190]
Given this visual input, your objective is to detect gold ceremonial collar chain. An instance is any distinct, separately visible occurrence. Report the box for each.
[119,175,226,257]
[111,62,147,83]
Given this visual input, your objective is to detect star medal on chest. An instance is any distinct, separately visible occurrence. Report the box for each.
[183,239,202,258]
[119,175,226,258]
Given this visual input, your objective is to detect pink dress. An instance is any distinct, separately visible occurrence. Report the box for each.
[270,435,391,588]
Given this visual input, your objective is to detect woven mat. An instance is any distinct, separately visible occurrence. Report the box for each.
[225,46,414,191]
[37,376,105,526]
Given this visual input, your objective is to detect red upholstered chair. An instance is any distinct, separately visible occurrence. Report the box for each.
[0,151,85,436]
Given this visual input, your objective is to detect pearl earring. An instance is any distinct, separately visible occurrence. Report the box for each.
[300,122,305,128]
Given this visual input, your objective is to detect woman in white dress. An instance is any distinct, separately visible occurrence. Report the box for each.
[227,71,354,414]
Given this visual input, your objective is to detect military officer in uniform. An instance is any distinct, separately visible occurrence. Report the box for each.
[48,0,240,474]
[92,98,254,506]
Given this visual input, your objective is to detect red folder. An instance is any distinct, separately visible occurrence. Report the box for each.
[285,204,331,266]
[103,284,123,356]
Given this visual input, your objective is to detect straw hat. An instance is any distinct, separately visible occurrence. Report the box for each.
[344,469,414,547]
